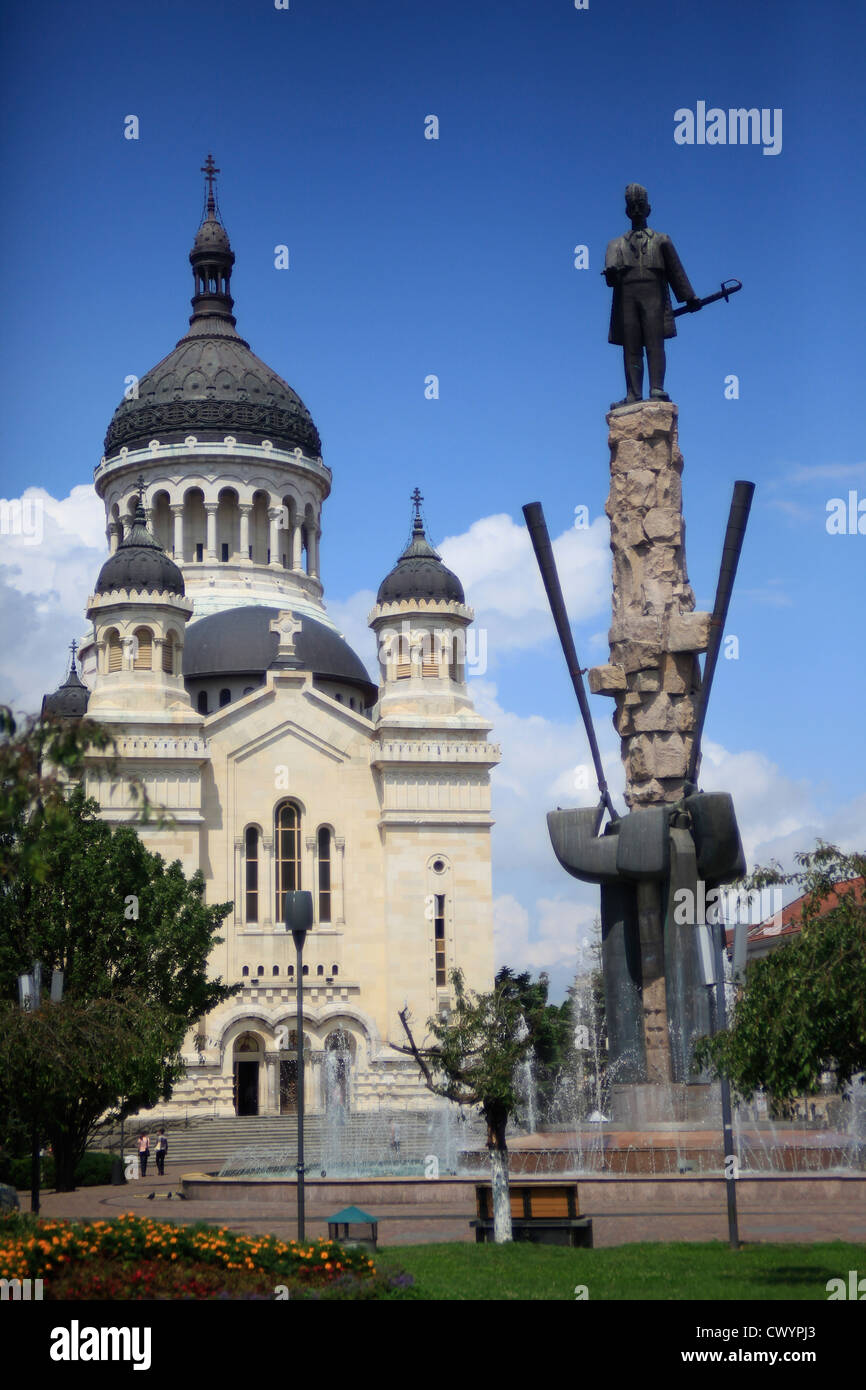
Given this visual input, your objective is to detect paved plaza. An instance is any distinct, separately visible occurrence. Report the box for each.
[21,1165,866,1249]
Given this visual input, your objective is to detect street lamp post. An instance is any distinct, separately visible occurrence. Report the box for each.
[17,963,64,1215]
[284,890,313,1243]
[697,905,743,1252]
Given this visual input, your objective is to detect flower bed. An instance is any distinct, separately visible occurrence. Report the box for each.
[0,1212,412,1300]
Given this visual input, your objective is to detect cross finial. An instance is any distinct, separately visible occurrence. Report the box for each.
[135,474,147,503]
[69,638,78,667]
[411,487,424,530]
[201,153,220,217]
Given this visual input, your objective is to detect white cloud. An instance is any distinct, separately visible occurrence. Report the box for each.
[0,485,106,713]
[324,587,378,679]
[436,512,610,656]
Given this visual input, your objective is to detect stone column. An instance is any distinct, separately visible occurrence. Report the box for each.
[291,518,303,570]
[170,503,184,560]
[204,502,218,561]
[239,503,252,561]
[334,835,346,928]
[268,506,283,567]
[233,837,244,928]
[107,521,121,554]
[305,835,316,911]
[589,402,709,808]
[262,835,274,929]
[309,527,321,579]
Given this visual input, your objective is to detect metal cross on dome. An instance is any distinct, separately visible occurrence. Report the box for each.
[201,154,220,215]
[411,487,424,521]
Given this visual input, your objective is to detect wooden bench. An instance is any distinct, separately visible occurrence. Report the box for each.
[470,1182,593,1247]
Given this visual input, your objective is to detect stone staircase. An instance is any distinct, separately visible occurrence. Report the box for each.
[93,1111,484,1174]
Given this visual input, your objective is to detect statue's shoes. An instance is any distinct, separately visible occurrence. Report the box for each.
[649,389,670,401]
[610,395,641,409]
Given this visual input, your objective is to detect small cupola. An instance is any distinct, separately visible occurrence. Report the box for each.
[376,489,465,605]
[41,640,90,721]
[94,479,185,597]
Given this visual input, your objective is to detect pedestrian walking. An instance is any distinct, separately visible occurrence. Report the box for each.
[138,1131,150,1177]
[155,1128,167,1176]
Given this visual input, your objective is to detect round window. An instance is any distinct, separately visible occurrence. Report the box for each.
[432,858,446,874]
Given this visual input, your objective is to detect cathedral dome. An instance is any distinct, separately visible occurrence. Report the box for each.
[103,156,321,461]
[182,606,377,705]
[95,496,185,596]
[377,501,464,605]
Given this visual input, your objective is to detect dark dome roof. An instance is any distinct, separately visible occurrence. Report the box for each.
[103,185,321,460]
[182,606,377,705]
[41,659,89,720]
[377,517,465,605]
[103,334,322,460]
[95,501,185,596]
[193,216,231,252]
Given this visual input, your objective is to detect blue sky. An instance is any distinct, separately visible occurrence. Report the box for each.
[1,0,864,997]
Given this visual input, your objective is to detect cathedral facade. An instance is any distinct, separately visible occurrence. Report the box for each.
[44,164,499,1119]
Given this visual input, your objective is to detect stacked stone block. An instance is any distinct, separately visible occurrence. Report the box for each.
[588,402,709,807]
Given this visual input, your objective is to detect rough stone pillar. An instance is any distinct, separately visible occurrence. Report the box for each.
[589,401,710,809]
[589,401,711,1090]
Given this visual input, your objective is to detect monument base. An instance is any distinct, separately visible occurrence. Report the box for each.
[609,1081,719,1128]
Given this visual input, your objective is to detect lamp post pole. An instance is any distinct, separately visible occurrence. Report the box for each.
[285,891,313,1244]
[700,904,740,1252]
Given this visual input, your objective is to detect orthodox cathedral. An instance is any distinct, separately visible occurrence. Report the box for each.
[42,160,499,1119]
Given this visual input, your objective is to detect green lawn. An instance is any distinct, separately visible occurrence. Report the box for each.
[375,1240,866,1301]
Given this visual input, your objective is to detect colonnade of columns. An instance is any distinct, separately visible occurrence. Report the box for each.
[106,488,322,581]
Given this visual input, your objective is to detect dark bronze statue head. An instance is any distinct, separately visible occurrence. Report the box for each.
[625,183,651,220]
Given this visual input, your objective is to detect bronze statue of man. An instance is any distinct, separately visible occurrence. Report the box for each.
[605,184,700,407]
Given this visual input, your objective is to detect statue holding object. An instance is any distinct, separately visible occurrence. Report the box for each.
[605,183,700,408]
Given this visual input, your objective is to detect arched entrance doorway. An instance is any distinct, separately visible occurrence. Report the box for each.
[324,1029,354,1114]
[279,1030,310,1114]
[233,1032,262,1115]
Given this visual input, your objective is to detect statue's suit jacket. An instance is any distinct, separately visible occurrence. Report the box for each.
[605,228,696,345]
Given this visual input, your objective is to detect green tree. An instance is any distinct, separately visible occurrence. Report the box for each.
[0,782,235,1189]
[494,966,573,1120]
[394,968,535,1242]
[694,844,866,1106]
[0,707,113,884]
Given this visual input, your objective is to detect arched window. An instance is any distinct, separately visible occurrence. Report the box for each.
[162,632,176,674]
[197,691,209,715]
[133,627,152,671]
[219,687,231,708]
[332,965,339,977]
[241,965,249,977]
[272,965,279,976]
[275,801,301,923]
[245,827,259,923]
[317,964,324,977]
[317,827,332,923]
[107,630,122,673]
[257,965,264,977]
[421,633,440,677]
